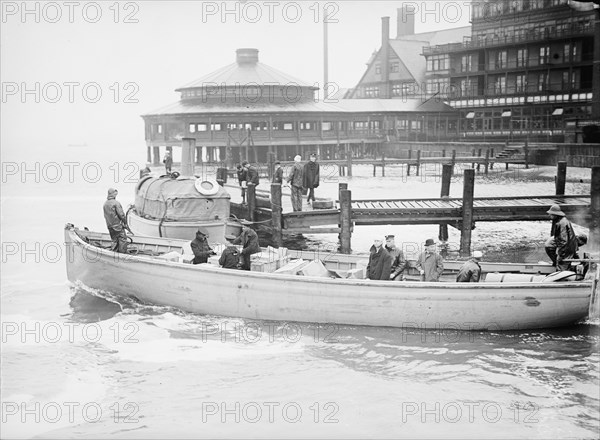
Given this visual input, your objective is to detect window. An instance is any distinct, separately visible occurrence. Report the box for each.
[494,76,506,94]
[211,123,221,131]
[563,43,570,62]
[300,122,312,130]
[516,74,526,92]
[561,71,570,88]
[392,84,402,96]
[365,86,379,98]
[538,72,548,91]
[197,123,207,132]
[390,62,399,73]
[157,124,162,134]
[322,122,333,131]
[539,46,550,64]
[283,123,293,130]
[189,123,196,133]
[495,50,507,69]
[516,48,528,67]
[426,55,448,71]
[461,54,472,72]
[375,64,381,74]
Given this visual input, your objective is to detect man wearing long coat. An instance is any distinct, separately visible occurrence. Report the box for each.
[366,238,392,280]
[303,153,320,204]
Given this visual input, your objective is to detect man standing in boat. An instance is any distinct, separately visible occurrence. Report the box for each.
[103,188,129,253]
[286,155,304,212]
[415,239,444,282]
[190,230,215,265]
[231,224,260,270]
[385,235,407,281]
[456,250,483,282]
[545,204,579,271]
[366,238,392,280]
[303,153,320,206]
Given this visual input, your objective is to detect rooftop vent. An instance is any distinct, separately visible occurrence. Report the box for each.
[236,48,259,65]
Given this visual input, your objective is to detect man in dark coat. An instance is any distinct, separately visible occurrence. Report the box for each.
[243,161,259,187]
[545,204,578,271]
[163,151,173,174]
[302,153,320,205]
[190,230,214,265]
[366,238,392,280]
[103,188,129,253]
[236,164,247,204]
[231,225,260,270]
[385,235,407,280]
[272,162,283,184]
[456,251,483,282]
[219,246,240,269]
[415,239,444,281]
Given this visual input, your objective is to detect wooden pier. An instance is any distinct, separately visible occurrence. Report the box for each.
[225,163,599,256]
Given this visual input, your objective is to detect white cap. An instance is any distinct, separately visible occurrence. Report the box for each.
[294,155,301,162]
[472,251,483,259]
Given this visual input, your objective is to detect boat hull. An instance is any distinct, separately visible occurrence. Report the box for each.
[127,210,242,242]
[64,226,592,331]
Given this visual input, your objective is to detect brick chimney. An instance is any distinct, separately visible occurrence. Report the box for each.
[381,16,390,98]
[236,48,259,65]
[397,6,415,38]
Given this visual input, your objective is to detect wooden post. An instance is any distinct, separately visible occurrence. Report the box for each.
[247,183,256,223]
[267,151,274,181]
[346,146,353,177]
[590,166,600,253]
[416,150,421,176]
[438,163,452,242]
[381,152,386,177]
[407,149,412,176]
[471,148,476,169]
[271,183,283,247]
[340,189,352,254]
[153,146,160,165]
[556,161,567,196]
[484,148,490,175]
[476,148,482,172]
[460,169,475,257]
[147,146,152,163]
[451,150,456,176]
[524,140,529,169]
[490,148,494,169]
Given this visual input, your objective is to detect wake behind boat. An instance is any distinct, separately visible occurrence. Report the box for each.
[64,224,597,331]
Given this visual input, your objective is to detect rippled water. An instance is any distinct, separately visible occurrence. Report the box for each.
[1,145,598,438]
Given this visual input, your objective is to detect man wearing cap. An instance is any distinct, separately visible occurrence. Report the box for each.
[545,204,578,271]
[232,224,261,270]
[456,251,483,282]
[415,239,444,282]
[243,161,260,187]
[366,238,392,280]
[385,235,407,281]
[272,161,283,184]
[103,188,129,253]
[303,153,320,206]
[190,230,215,265]
[236,164,247,204]
[286,155,304,212]
[163,151,172,174]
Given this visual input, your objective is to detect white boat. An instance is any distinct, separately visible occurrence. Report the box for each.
[64,224,596,331]
[127,174,242,242]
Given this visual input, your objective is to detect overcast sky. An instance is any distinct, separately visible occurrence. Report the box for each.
[1,1,472,152]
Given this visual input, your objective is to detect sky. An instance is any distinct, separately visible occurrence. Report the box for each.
[1,1,473,152]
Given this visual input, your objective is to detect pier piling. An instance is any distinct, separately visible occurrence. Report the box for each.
[460,169,475,257]
[340,188,352,254]
[438,163,453,242]
[271,183,283,247]
[247,183,256,223]
[556,161,567,196]
[590,166,600,253]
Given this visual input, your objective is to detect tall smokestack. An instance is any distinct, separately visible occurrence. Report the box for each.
[381,16,390,99]
[397,6,415,38]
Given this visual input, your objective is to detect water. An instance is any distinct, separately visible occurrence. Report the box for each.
[1,144,598,438]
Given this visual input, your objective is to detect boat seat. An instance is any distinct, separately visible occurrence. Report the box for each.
[483,271,577,283]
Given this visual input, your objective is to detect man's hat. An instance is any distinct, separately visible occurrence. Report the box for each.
[108,188,118,196]
[424,238,436,247]
[547,204,566,216]
[385,235,395,240]
[241,160,249,166]
[196,229,207,236]
[294,155,302,162]
[472,250,483,259]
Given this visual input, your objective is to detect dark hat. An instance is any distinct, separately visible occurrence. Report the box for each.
[547,204,565,216]
[241,160,249,166]
[577,234,588,246]
[424,238,436,247]
[196,229,207,237]
[236,164,242,169]
[274,161,281,165]
[385,235,395,240]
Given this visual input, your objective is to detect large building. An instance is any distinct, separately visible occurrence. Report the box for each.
[348,9,470,99]
[142,48,457,165]
[422,0,597,142]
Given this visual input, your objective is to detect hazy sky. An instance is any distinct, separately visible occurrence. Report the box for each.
[1,1,472,151]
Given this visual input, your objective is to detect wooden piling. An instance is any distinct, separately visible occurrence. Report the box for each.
[270,183,283,247]
[407,149,412,176]
[451,150,456,175]
[524,140,529,169]
[438,163,452,242]
[340,189,352,254]
[247,183,256,223]
[590,166,600,253]
[476,148,482,172]
[556,161,567,196]
[484,149,490,175]
[153,146,160,165]
[381,153,386,177]
[416,150,421,176]
[460,169,475,257]
[346,147,353,177]
[471,148,476,169]
[490,148,494,169]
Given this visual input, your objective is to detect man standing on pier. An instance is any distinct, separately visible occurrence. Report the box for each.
[272,161,283,184]
[415,239,444,282]
[303,153,320,206]
[287,155,304,212]
[103,188,129,253]
[545,204,578,271]
[243,161,260,188]
[163,151,172,174]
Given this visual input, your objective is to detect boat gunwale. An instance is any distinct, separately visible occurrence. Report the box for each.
[65,226,593,293]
